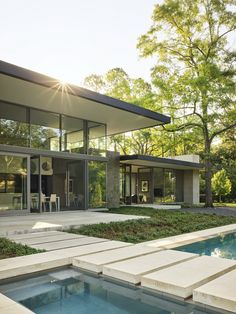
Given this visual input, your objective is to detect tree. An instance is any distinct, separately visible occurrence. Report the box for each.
[212,169,232,202]
[84,68,177,156]
[138,0,236,207]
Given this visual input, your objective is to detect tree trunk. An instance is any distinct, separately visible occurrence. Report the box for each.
[204,139,213,208]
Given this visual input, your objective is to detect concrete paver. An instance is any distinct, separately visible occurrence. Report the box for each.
[0,211,148,236]
[0,293,33,313]
[73,244,161,273]
[141,255,236,299]
[0,240,131,280]
[13,233,85,245]
[193,268,236,313]
[103,250,197,284]
[29,236,109,251]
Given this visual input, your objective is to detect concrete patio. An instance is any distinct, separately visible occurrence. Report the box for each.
[0,211,148,236]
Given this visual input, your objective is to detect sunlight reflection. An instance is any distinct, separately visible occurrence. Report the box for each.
[32,222,61,229]
[211,248,221,257]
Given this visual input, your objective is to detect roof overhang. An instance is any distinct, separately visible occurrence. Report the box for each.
[0,61,170,136]
[120,155,203,170]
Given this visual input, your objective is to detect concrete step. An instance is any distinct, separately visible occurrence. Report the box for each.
[193,268,236,313]
[103,250,197,284]
[141,255,236,299]
[30,237,108,251]
[13,233,85,245]
[73,244,161,273]
[0,241,131,280]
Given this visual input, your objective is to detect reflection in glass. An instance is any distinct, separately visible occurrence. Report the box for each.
[0,102,29,147]
[88,122,106,156]
[61,116,84,153]
[164,169,176,202]
[30,109,60,151]
[89,161,106,208]
[0,155,28,211]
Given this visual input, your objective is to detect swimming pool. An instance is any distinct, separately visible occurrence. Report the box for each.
[175,232,236,260]
[0,267,221,314]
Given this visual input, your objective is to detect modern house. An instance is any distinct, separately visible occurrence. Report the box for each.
[0,61,201,214]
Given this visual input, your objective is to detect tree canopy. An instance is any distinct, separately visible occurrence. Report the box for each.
[137,0,236,206]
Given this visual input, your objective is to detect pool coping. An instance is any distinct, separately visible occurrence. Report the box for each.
[141,223,236,250]
[1,223,236,313]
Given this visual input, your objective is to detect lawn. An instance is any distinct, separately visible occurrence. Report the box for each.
[69,207,236,243]
[0,237,44,260]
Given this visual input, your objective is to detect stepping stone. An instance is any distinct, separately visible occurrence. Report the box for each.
[7,231,61,240]
[141,255,236,299]
[0,293,33,313]
[0,241,130,280]
[14,233,84,245]
[30,236,108,251]
[193,268,236,313]
[73,244,161,273]
[103,250,197,284]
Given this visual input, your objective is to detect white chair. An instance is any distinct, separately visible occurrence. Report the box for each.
[41,193,47,212]
[48,194,58,212]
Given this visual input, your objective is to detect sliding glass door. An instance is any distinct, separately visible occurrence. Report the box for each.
[0,154,29,212]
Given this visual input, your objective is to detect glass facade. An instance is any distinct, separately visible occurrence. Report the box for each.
[61,116,84,153]
[88,161,106,208]
[31,109,60,151]
[0,102,29,147]
[0,101,107,156]
[0,102,108,212]
[88,122,106,156]
[121,165,183,205]
[0,154,28,211]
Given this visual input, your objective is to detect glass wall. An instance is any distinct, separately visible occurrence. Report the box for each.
[61,116,84,153]
[153,168,164,203]
[0,101,107,157]
[30,109,60,151]
[0,102,29,147]
[88,161,106,208]
[0,154,28,211]
[88,122,106,156]
[164,169,176,202]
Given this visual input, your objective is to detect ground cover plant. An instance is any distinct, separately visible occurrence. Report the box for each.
[0,237,44,260]
[69,207,236,243]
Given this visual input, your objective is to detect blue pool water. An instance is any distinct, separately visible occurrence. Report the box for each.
[0,267,221,314]
[175,232,236,259]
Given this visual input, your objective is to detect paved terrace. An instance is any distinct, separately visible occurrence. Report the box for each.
[0,211,148,236]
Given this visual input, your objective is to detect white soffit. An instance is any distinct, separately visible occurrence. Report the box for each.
[0,63,170,136]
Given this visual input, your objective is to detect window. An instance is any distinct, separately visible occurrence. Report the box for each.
[0,102,29,147]
[30,109,60,151]
[61,116,84,153]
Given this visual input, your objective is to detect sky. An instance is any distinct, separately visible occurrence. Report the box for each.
[0,0,158,86]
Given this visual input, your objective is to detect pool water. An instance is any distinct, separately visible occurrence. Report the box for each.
[175,232,236,260]
[0,267,221,314]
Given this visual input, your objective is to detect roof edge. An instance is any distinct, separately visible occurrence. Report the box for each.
[0,60,170,125]
[120,154,204,169]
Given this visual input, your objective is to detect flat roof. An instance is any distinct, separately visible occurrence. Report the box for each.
[0,61,170,136]
[120,155,203,170]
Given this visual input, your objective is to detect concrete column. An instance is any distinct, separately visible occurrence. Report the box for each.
[183,170,200,204]
[106,151,120,208]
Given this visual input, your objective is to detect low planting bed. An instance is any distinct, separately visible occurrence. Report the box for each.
[69,207,236,243]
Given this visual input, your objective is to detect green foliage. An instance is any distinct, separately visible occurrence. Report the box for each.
[212,169,232,201]
[138,0,236,206]
[0,237,44,260]
[91,184,102,207]
[69,207,236,243]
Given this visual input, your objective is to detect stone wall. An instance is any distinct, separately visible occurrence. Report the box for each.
[106,151,120,208]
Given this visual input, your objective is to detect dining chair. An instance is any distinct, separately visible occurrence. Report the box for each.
[49,194,58,211]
